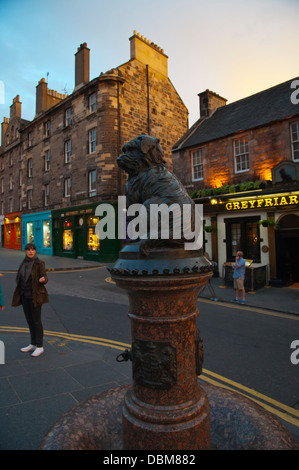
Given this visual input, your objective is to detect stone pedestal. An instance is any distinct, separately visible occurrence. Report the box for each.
[110,244,213,450]
[40,243,299,451]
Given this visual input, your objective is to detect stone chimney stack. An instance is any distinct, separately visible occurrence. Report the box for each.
[10,95,22,119]
[35,78,66,117]
[75,42,90,91]
[129,31,168,77]
[36,78,48,116]
[198,90,227,118]
[1,117,9,148]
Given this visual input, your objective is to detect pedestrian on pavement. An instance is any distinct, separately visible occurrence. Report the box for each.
[232,250,246,305]
[12,243,49,357]
[0,274,5,310]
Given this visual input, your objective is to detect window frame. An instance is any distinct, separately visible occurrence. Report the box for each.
[65,108,72,127]
[27,131,33,148]
[44,183,49,207]
[27,189,32,209]
[234,136,249,173]
[45,150,50,171]
[89,129,96,154]
[290,122,299,162]
[64,177,71,198]
[27,158,32,177]
[44,120,51,138]
[88,169,96,197]
[191,148,203,181]
[89,93,96,113]
[64,140,71,163]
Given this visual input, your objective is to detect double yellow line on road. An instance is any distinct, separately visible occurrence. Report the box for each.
[1,325,298,428]
[200,368,299,427]
[0,326,128,351]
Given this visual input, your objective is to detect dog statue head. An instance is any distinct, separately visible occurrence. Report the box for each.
[117,134,166,177]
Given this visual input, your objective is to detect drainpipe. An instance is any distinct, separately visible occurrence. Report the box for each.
[117,79,122,195]
[146,65,150,135]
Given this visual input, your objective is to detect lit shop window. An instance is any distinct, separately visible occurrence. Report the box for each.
[6,226,11,244]
[63,219,73,251]
[43,220,51,248]
[27,222,34,243]
[87,216,100,251]
[16,223,21,245]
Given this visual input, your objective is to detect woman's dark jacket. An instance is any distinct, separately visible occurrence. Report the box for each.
[12,258,49,308]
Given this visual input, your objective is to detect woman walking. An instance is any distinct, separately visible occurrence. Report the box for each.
[12,243,49,357]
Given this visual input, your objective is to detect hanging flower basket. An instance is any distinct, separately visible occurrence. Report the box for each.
[204,225,216,232]
[259,219,275,227]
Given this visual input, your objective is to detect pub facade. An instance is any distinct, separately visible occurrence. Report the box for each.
[201,181,299,288]
[173,79,299,287]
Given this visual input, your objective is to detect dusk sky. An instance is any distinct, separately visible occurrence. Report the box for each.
[0,0,298,129]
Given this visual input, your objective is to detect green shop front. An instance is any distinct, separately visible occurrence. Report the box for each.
[52,202,120,262]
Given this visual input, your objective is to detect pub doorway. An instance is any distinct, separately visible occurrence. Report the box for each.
[275,214,299,285]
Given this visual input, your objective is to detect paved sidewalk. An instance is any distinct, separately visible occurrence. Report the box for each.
[0,247,298,450]
[0,247,102,272]
[199,276,299,317]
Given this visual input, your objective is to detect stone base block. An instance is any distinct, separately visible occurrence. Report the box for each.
[40,383,298,450]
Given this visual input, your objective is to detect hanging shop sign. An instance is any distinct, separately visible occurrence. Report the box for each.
[225,192,299,211]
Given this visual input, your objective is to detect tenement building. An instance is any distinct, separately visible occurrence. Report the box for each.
[0,32,188,261]
[173,78,299,288]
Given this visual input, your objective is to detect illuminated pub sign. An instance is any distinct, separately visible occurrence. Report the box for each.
[225,192,299,211]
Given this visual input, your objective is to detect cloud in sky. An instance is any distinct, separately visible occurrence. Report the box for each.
[0,0,298,128]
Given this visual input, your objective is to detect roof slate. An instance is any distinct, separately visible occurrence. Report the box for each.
[173,78,299,150]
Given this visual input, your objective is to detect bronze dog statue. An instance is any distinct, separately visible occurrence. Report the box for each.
[117,134,196,255]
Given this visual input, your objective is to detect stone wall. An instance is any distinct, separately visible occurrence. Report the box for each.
[15,33,188,213]
[173,117,299,191]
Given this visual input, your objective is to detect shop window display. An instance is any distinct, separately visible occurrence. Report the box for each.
[43,220,51,248]
[27,222,34,243]
[63,219,73,251]
[87,216,100,251]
